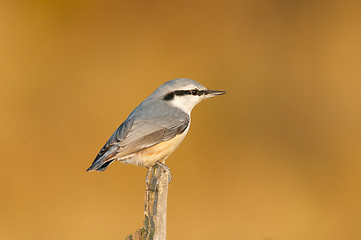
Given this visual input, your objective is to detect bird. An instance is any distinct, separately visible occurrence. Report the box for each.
[86,78,225,173]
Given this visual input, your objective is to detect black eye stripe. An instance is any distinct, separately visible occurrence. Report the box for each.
[163,89,209,101]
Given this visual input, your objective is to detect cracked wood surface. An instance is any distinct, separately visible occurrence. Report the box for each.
[126,164,169,240]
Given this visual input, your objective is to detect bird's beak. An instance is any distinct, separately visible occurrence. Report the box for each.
[207,90,226,98]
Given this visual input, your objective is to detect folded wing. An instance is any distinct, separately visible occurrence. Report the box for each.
[87,115,189,171]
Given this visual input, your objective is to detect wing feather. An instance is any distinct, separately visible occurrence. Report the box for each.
[86,118,134,171]
[87,115,189,171]
[117,117,189,156]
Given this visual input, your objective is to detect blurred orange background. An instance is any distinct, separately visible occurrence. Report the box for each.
[1,1,361,239]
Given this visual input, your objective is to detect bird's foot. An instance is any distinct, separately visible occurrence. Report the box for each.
[145,162,172,190]
[156,161,172,183]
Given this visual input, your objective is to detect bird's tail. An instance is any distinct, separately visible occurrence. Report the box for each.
[86,145,118,172]
[86,160,114,172]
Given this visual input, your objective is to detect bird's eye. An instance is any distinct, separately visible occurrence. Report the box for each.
[191,89,198,95]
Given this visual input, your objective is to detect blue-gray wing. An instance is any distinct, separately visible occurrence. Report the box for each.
[86,118,134,171]
[118,117,189,156]
[87,115,189,171]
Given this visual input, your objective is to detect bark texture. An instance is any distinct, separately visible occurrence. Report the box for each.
[126,164,169,240]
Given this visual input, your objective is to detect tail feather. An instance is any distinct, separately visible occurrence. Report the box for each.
[86,145,118,172]
[87,160,114,172]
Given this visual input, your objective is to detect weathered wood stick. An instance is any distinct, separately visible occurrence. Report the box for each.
[126,164,170,240]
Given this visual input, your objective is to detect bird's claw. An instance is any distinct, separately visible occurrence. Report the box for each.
[156,161,172,183]
[145,162,172,190]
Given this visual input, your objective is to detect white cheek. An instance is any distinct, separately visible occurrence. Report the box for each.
[170,96,203,114]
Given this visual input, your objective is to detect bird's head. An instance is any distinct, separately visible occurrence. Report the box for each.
[151,78,226,114]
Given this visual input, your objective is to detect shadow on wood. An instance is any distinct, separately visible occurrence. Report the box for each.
[126,164,170,240]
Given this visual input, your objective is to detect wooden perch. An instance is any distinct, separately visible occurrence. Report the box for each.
[126,163,170,240]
